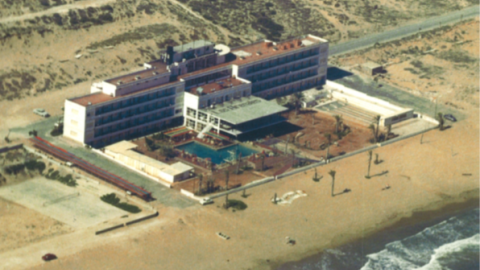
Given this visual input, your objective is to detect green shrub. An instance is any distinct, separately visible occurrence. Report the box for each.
[101,193,141,213]
[227,199,247,210]
[36,161,46,174]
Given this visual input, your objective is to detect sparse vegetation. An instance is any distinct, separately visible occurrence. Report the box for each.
[226,199,247,210]
[100,193,142,213]
[45,170,77,187]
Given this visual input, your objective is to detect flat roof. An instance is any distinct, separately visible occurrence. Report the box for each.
[106,140,138,153]
[69,80,181,107]
[105,62,169,84]
[362,61,383,69]
[187,77,244,96]
[178,62,232,79]
[106,141,192,176]
[200,96,287,124]
[69,92,115,106]
[230,36,323,66]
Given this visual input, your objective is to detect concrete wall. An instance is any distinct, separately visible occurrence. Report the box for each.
[63,99,87,144]
[327,80,414,126]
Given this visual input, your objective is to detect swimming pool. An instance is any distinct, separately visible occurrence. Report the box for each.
[176,142,258,164]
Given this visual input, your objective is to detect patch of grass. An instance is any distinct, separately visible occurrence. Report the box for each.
[101,193,142,213]
[227,199,247,210]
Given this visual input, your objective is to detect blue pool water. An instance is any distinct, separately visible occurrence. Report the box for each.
[176,142,258,164]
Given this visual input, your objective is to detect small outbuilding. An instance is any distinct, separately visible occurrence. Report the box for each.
[105,141,193,183]
[361,62,384,76]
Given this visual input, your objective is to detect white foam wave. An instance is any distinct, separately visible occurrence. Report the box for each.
[415,234,480,270]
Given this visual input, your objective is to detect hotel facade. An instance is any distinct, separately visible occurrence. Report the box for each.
[64,35,329,148]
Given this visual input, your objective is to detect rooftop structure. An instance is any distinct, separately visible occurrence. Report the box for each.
[187,77,244,96]
[230,36,325,65]
[105,141,193,183]
[200,96,287,125]
[70,92,115,106]
[173,40,214,54]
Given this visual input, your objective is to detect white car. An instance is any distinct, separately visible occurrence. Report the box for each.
[33,108,49,117]
[199,197,213,205]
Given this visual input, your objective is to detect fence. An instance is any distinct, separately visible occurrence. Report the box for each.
[95,224,125,235]
[125,211,159,226]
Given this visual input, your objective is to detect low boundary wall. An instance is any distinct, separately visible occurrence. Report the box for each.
[125,211,159,226]
[95,224,125,235]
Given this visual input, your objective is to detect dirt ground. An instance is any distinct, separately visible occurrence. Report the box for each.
[0,197,72,254]
[276,110,373,159]
[330,19,480,110]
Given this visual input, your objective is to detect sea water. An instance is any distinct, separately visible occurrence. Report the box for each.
[277,208,479,270]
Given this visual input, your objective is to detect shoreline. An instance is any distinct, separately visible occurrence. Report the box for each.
[272,188,479,269]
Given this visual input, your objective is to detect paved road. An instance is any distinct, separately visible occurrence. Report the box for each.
[329,5,480,56]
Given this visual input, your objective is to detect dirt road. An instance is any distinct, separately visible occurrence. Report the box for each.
[0,0,117,24]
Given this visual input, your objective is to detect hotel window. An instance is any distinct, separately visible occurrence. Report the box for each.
[71,119,78,126]
[71,108,79,115]
[70,130,77,137]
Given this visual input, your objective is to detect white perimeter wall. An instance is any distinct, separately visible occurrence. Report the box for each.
[326,80,414,126]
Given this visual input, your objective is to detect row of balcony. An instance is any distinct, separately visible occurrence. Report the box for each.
[95,102,175,126]
[95,89,176,115]
[252,68,318,93]
[248,61,318,83]
[245,49,320,74]
[94,110,175,138]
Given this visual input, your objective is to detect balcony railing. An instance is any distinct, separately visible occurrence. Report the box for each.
[95,90,175,116]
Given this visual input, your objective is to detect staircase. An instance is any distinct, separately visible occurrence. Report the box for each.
[197,123,213,139]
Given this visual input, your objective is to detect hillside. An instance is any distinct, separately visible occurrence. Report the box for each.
[0,0,476,101]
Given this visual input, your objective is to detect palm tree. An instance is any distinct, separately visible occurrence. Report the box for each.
[324,133,332,161]
[198,174,203,195]
[369,124,377,143]
[366,151,372,178]
[329,170,336,197]
[260,154,266,171]
[334,115,343,134]
[374,115,381,141]
[285,135,290,154]
[224,170,229,190]
[437,113,444,131]
[290,92,303,117]
[235,153,242,174]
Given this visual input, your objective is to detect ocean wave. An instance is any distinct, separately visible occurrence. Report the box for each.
[360,209,479,270]
[416,234,479,270]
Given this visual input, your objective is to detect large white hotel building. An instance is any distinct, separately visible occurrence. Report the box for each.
[64,35,329,148]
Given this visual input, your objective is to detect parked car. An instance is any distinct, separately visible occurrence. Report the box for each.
[443,114,457,122]
[42,253,57,261]
[199,197,213,205]
[33,108,50,117]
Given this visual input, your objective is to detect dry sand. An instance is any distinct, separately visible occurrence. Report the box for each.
[0,13,478,270]
[0,102,473,270]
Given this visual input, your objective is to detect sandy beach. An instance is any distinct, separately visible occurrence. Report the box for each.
[0,99,472,270]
